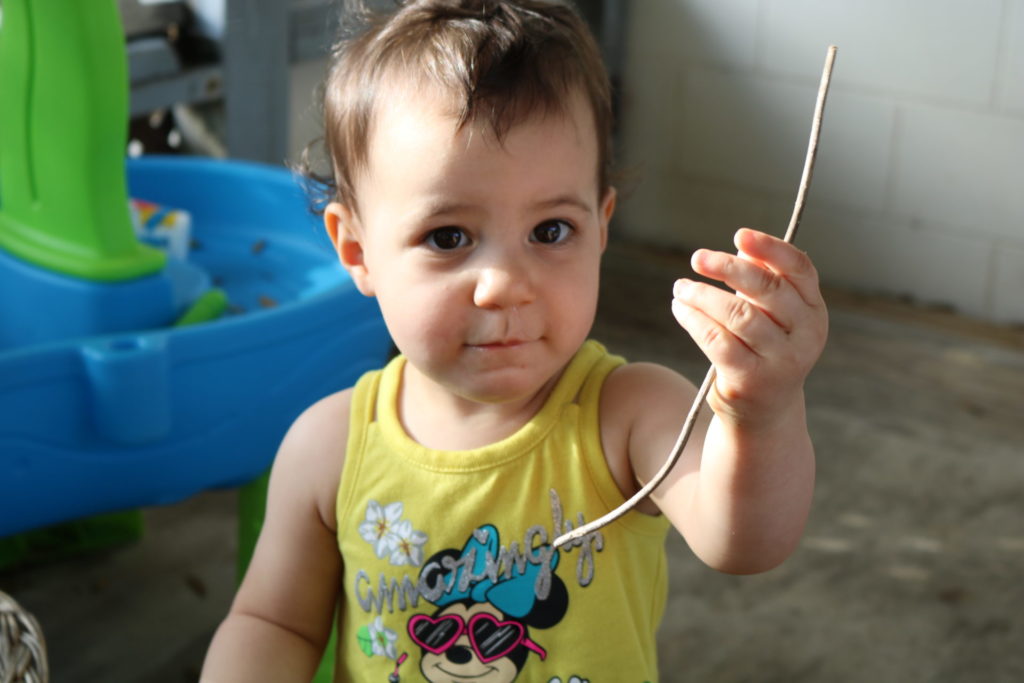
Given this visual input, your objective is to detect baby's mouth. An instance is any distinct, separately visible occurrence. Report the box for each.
[469,339,529,349]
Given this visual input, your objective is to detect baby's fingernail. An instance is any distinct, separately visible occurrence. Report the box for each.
[673,279,691,297]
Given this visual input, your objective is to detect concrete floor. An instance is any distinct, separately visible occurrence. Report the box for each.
[2,241,1023,682]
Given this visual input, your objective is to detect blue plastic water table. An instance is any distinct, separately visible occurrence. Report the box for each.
[0,156,391,537]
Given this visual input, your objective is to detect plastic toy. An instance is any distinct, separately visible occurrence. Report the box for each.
[1,7,387,679]
[0,3,389,543]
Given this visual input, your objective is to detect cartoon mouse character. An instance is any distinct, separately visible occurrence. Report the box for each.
[408,525,568,683]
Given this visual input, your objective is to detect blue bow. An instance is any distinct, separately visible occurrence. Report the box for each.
[434,524,560,618]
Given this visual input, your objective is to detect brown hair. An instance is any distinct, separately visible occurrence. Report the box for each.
[308,0,612,211]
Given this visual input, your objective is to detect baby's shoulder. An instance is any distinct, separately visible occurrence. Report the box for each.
[271,388,355,531]
[599,360,696,427]
[596,361,697,510]
[287,388,355,446]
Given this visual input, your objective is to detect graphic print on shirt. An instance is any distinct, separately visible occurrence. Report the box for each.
[358,500,429,567]
[408,523,568,682]
[355,500,428,667]
[352,490,605,682]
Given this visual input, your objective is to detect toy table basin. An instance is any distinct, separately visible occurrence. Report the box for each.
[0,157,391,537]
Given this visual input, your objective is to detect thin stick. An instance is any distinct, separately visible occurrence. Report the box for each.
[554,45,837,550]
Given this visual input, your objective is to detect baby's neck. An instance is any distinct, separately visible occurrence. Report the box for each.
[397,362,563,451]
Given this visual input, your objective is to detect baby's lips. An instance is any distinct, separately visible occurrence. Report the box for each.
[469,338,531,347]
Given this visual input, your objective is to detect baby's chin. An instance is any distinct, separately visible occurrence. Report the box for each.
[448,363,567,403]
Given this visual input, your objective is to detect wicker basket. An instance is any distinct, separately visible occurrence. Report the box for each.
[0,590,48,683]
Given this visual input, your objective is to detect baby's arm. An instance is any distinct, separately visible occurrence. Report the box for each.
[605,228,826,574]
[201,391,352,682]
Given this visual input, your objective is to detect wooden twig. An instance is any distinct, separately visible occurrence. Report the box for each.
[554,45,838,550]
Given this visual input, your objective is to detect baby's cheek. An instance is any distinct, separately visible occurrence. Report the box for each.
[385,295,458,340]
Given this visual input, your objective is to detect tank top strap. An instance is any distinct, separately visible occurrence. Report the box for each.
[373,352,405,426]
[335,365,385,531]
[575,340,627,409]
[574,344,670,537]
[352,363,384,428]
[546,339,619,409]
[574,342,629,510]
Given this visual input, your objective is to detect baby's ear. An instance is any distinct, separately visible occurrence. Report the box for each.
[324,202,375,297]
[598,187,617,251]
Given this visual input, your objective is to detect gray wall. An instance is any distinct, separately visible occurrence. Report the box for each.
[615,0,1024,324]
[288,58,328,166]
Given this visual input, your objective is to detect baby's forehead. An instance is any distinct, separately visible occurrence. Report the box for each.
[345,74,603,203]
[372,74,594,146]
[374,76,463,127]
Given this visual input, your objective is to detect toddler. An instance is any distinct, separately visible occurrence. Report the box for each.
[202,1,827,681]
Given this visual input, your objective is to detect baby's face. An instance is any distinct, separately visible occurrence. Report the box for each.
[331,84,614,407]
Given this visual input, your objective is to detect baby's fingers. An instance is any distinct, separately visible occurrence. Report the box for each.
[691,249,804,333]
[672,279,785,365]
[732,229,824,308]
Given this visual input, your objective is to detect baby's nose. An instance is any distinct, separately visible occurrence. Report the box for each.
[473,263,534,309]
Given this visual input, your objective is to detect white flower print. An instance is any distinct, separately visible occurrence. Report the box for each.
[388,519,429,567]
[368,616,399,660]
[359,500,404,558]
[548,678,589,683]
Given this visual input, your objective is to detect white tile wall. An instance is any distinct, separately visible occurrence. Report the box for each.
[678,69,809,194]
[613,164,684,245]
[891,105,1024,242]
[624,0,759,68]
[802,90,895,213]
[797,208,993,316]
[992,242,1024,323]
[620,57,683,173]
[999,0,1024,114]
[619,173,774,252]
[879,221,992,317]
[760,0,1004,106]
[620,1,1024,322]
[675,70,895,211]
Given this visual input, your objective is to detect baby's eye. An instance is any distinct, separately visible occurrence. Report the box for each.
[426,226,469,250]
[531,219,573,245]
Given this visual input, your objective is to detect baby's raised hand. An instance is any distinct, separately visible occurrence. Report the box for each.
[671,228,828,427]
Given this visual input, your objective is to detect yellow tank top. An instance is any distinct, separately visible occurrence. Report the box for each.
[334,340,670,683]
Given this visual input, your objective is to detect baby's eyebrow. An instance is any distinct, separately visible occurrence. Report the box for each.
[531,194,593,215]
[418,193,594,221]
[419,199,475,220]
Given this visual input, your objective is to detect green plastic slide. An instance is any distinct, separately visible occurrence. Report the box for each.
[0,0,165,281]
